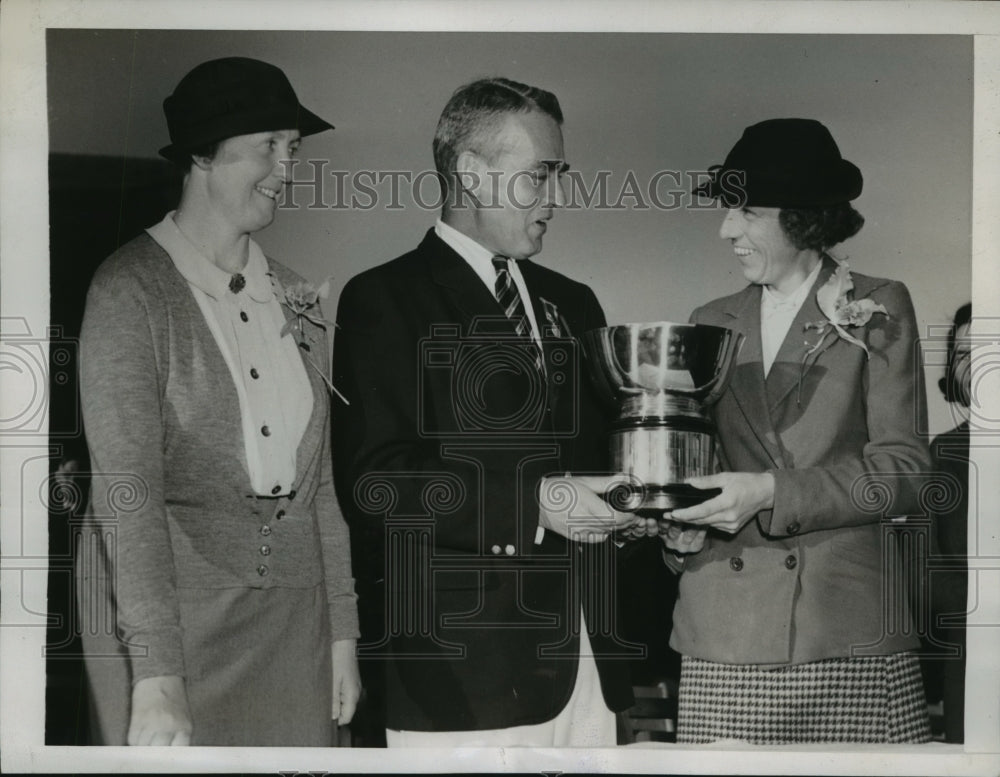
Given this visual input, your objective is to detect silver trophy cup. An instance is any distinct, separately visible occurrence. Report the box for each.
[582,322,743,515]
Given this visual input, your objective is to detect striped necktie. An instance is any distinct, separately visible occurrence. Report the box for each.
[492,255,544,372]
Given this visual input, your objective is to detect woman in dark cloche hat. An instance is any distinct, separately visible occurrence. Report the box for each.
[660,118,934,744]
[77,57,360,746]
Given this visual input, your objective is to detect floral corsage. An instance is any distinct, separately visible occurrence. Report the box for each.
[269,273,349,405]
[803,259,888,358]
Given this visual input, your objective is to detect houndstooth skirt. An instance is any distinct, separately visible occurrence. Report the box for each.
[677,652,932,744]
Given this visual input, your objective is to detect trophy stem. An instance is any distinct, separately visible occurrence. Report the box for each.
[620,392,702,421]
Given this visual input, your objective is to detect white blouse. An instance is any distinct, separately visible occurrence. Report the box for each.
[760,261,822,377]
[147,213,313,496]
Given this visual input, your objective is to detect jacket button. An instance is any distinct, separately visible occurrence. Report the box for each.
[261,425,271,437]
[505,544,516,556]
[260,544,271,556]
[260,525,272,536]
[275,509,285,520]
[787,521,800,535]
[240,311,249,322]
[729,557,744,572]
[250,367,260,379]
[491,544,502,555]
[785,554,797,570]
[257,564,269,576]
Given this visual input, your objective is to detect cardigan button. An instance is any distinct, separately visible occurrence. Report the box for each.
[260,544,271,556]
[787,521,801,535]
[275,509,285,520]
[240,311,249,322]
[270,485,281,495]
[261,425,271,437]
[250,367,260,379]
[729,557,744,572]
[785,554,798,570]
[260,525,272,536]
[257,564,269,576]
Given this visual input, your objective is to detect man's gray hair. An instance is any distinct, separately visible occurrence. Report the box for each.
[432,77,563,192]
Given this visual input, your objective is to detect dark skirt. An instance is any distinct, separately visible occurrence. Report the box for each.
[80,582,332,746]
[677,652,931,744]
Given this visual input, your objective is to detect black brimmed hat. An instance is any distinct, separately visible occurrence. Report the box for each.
[159,57,333,163]
[694,118,863,208]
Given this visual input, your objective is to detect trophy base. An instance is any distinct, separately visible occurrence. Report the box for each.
[607,483,722,517]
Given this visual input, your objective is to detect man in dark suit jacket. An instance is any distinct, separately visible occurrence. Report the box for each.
[332,77,639,746]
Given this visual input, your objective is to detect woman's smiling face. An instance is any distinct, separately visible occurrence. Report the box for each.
[719,206,814,294]
[202,129,300,234]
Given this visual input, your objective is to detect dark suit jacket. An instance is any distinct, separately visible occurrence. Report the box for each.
[671,256,931,665]
[929,422,969,621]
[927,421,969,742]
[332,229,635,731]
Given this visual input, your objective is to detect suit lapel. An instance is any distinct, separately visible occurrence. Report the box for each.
[764,256,839,412]
[423,230,560,418]
[519,261,571,406]
[424,230,510,333]
[719,288,785,469]
[421,232,572,420]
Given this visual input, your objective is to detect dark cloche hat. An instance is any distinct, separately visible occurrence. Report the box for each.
[693,118,863,208]
[159,57,333,163]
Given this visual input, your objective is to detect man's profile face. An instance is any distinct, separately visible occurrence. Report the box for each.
[466,109,567,260]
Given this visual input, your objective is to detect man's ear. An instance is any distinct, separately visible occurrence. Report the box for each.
[455,149,486,198]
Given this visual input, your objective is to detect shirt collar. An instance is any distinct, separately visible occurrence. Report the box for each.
[147,212,274,303]
[761,260,822,313]
[433,219,542,343]
[434,218,500,293]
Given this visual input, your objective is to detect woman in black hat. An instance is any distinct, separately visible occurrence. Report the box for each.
[659,118,933,743]
[77,58,360,746]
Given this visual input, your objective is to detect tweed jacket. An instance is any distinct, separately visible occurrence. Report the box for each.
[670,256,931,665]
[331,229,635,732]
[79,232,359,682]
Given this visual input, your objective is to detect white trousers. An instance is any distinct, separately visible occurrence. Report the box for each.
[386,615,615,747]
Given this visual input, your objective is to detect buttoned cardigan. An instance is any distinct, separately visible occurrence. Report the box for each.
[80,232,358,681]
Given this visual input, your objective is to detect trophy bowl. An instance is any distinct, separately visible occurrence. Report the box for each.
[582,322,743,515]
